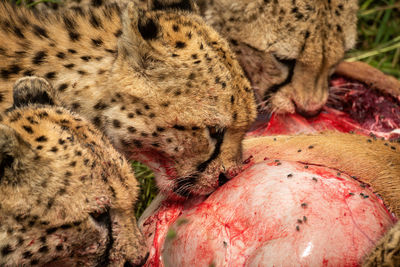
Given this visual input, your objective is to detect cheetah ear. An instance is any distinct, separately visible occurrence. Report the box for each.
[119,2,160,68]
[0,123,37,183]
[196,0,207,15]
[12,76,57,108]
[122,2,160,43]
[148,0,199,13]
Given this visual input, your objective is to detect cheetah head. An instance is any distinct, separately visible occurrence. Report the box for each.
[0,77,147,266]
[100,0,257,197]
[202,0,358,117]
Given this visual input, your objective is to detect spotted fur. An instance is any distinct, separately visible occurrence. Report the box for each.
[363,220,400,266]
[0,76,147,266]
[0,0,257,197]
[36,0,358,116]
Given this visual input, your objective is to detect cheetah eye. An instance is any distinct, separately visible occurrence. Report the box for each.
[273,54,296,69]
[269,54,297,94]
[89,209,110,227]
[207,126,223,140]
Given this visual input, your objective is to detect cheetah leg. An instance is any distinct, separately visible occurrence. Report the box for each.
[109,209,149,266]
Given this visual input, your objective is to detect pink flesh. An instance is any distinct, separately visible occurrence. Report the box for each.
[141,161,396,267]
[247,107,363,137]
[139,76,399,266]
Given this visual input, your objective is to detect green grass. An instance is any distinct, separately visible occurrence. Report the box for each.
[132,161,158,219]
[11,0,60,7]
[346,0,400,79]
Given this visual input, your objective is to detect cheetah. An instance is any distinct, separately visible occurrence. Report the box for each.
[35,0,359,116]
[0,76,147,266]
[201,0,359,116]
[243,133,400,266]
[0,0,257,197]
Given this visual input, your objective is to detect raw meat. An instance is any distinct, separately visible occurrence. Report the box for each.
[328,77,400,132]
[248,77,400,139]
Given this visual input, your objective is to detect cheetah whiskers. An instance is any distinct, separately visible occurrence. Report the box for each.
[174,175,197,197]
[327,82,362,106]
[257,93,273,113]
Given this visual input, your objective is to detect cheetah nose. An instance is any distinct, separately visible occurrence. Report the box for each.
[218,173,229,187]
[295,106,322,118]
[293,101,323,118]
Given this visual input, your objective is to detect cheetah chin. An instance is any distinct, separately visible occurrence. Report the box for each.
[130,148,236,199]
